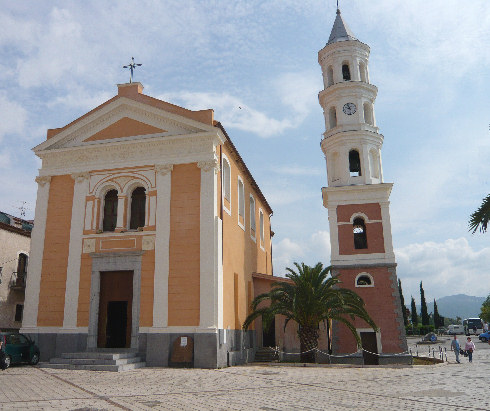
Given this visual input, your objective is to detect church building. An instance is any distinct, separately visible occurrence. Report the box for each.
[319,9,409,364]
[21,82,273,368]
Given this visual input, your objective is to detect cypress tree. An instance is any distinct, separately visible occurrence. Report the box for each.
[420,281,430,325]
[398,279,408,326]
[433,299,442,328]
[411,296,418,325]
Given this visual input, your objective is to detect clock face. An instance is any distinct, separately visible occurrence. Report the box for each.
[343,102,357,115]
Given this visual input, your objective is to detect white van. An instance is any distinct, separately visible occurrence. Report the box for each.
[448,324,464,335]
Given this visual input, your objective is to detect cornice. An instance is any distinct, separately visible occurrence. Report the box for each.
[318,82,378,107]
[38,134,217,174]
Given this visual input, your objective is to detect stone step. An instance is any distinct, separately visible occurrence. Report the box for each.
[49,356,142,366]
[60,352,137,360]
[254,347,279,362]
[39,361,146,372]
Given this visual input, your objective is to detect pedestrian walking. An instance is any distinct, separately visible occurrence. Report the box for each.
[465,337,476,363]
[0,339,6,371]
[450,335,461,363]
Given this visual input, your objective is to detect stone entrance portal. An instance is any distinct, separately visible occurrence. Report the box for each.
[97,271,133,348]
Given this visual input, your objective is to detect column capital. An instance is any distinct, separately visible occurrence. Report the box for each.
[35,175,51,187]
[155,164,173,176]
[71,172,90,183]
[197,159,219,173]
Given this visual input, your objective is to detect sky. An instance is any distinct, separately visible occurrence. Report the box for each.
[0,0,489,306]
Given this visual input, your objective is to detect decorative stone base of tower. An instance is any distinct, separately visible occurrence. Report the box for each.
[318,9,409,364]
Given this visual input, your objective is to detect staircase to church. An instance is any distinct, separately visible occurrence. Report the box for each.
[39,350,146,372]
[253,347,279,363]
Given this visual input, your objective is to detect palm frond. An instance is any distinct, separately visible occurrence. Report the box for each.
[469,194,490,234]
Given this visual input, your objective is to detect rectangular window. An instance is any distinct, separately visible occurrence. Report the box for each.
[222,156,231,215]
[249,195,256,239]
[14,304,23,322]
[259,209,264,247]
[238,177,245,229]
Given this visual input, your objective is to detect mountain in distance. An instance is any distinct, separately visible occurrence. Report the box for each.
[408,294,485,321]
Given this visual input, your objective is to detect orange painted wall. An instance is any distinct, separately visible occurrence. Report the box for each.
[221,145,273,330]
[140,250,155,327]
[334,267,404,354]
[337,203,385,255]
[168,163,201,326]
[37,175,74,326]
[84,117,165,142]
[77,254,92,327]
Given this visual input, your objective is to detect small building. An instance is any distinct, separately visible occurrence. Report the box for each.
[0,211,33,331]
[22,82,273,368]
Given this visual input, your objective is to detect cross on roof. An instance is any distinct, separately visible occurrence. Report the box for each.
[123,57,142,83]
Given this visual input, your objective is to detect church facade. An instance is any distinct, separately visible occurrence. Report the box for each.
[319,10,409,364]
[22,82,273,368]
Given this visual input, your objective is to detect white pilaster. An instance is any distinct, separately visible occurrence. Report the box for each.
[380,201,396,260]
[116,195,126,229]
[198,159,219,329]
[63,172,90,329]
[21,176,51,331]
[152,164,173,328]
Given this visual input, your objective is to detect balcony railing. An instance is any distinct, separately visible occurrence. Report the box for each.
[9,271,27,290]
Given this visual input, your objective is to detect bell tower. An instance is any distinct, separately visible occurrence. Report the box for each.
[319,9,408,364]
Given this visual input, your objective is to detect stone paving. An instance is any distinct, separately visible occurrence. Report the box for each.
[0,336,488,410]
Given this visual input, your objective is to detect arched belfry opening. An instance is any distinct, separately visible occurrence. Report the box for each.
[342,63,351,81]
[329,107,337,129]
[349,150,361,177]
[353,217,367,249]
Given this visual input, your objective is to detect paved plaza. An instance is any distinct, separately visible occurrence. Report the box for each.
[0,337,488,410]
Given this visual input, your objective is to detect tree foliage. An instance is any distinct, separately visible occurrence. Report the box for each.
[411,296,418,326]
[480,294,490,323]
[243,262,377,363]
[433,299,444,328]
[398,279,408,327]
[420,282,430,326]
[469,194,490,234]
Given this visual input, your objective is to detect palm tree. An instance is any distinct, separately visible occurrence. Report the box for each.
[469,194,490,233]
[243,262,377,363]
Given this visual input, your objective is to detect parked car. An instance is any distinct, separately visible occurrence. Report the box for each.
[447,324,464,335]
[478,331,490,342]
[0,333,40,368]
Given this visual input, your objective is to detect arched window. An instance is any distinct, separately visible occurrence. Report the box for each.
[363,102,373,125]
[327,66,334,86]
[356,273,374,287]
[103,189,118,232]
[342,63,351,81]
[359,62,367,82]
[16,253,28,276]
[353,217,368,249]
[222,156,231,212]
[349,150,361,177]
[249,195,256,237]
[238,177,245,228]
[329,107,337,129]
[129,187,146,229]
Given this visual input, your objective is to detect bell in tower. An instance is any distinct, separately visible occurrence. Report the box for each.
[318,8,410,365]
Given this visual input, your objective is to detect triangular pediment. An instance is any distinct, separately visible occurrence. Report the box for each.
[84,117,167,142]
[34,97,216,152]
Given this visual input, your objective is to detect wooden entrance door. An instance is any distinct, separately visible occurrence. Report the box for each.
[98,271,133,348]
[262,317,276,347]
[360,331,379,365]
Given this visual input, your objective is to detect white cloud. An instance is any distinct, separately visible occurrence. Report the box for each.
[396,238,490,302]
[0,94,27,141]
[273,230,331,277]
